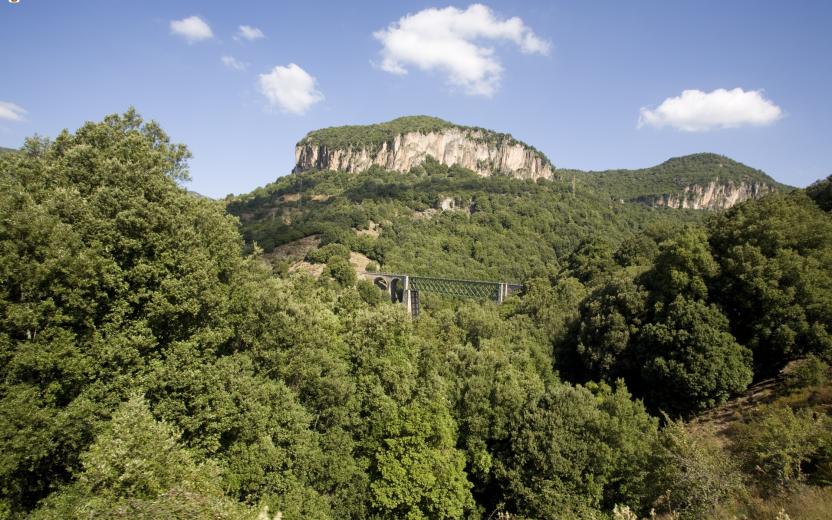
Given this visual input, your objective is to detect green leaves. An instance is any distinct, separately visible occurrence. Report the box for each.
[640,297,753,415]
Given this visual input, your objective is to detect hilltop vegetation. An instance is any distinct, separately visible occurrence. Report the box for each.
[1,111,831,519]
[298,115,455,149]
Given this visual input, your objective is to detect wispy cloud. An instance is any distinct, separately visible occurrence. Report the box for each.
[373,4,550,97]
[237,25,265,41]
[170,16,214,43]
[639,88,783,132]
[221,55,247,71]
[258,63,323,115]
[0,102,27,122]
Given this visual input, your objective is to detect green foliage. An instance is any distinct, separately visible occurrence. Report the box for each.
[30,395,254,519]
[4,111,832,519]
[575,273,646,380]
[708,192,832,374]
[495,382,658,518]
[643,225,719,303]
[649,420,745,519]
[228,161,699,282]
[79,395,205,499]
[324,256,356,287]
[306,242,350,264]
[357,279,384,305]
[298,116,456,151]
[784,355,830,390]
[369,398,473,519]
[731,405,832,492]
[640,297,753,415]
[807,174,832,211]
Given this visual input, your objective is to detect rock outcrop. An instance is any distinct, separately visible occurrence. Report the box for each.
[294,126,554,180]
[635,180,777,210]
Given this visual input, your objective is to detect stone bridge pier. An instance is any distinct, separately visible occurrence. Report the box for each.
[364,272,419,316]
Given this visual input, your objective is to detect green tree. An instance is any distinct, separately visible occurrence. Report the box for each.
[29,395,254,519]
[643,225,719,303]
[0,109,244,514]
[369,398,473,519]
[806,174,832,211]
[575,273,647,380]
[325,255,357,287]
[495,382,658,518]
[639,297,752,415]
[708,192,832,373]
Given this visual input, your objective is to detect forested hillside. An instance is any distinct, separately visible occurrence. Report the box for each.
[2,112,831,519]
[227,158,702,281]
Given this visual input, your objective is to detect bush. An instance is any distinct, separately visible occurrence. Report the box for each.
[731,405,831,492]
[357,279,384,305]
[306,243,350,264]
[326,256,356,287]
[784,355,829,391]
[649,420,745,519]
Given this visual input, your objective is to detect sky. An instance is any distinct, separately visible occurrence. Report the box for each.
[1,0,831,198]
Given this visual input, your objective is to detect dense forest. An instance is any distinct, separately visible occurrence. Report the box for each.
[2,111,832,519]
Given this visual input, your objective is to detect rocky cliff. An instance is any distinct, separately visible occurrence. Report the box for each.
[634,180,778,210]
[580,153,787,211]
[293,116,554,180]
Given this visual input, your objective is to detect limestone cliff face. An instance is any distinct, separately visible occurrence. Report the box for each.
[294,128,554,180]
[635,180,776,210]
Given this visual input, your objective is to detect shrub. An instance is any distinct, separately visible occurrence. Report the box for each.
[649,420,744,519]
[326,256,356,287]
[731,405,831,492]
[306,243,350,264]
[784,355,829,391]
[357,279,384,305]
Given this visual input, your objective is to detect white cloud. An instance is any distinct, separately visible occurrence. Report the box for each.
[221,55,247,71]
[373,4,550,97]
[0,102,26,122]
[237,25,265,41]
[639,88,783,132]
[170,16,214,43]
[258,64,324,115]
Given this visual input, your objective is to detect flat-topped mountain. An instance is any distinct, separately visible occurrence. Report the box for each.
[293,115,554,180]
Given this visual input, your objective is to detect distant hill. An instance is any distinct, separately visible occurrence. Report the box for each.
[0,146,16,155]
[571,153,790,210]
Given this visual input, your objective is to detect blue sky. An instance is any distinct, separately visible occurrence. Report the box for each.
[2,1,831,197]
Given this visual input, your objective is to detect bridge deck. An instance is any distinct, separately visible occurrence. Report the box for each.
[363,271,522,305]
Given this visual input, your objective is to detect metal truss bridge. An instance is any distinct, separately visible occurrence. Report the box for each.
[362,272,522,317]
